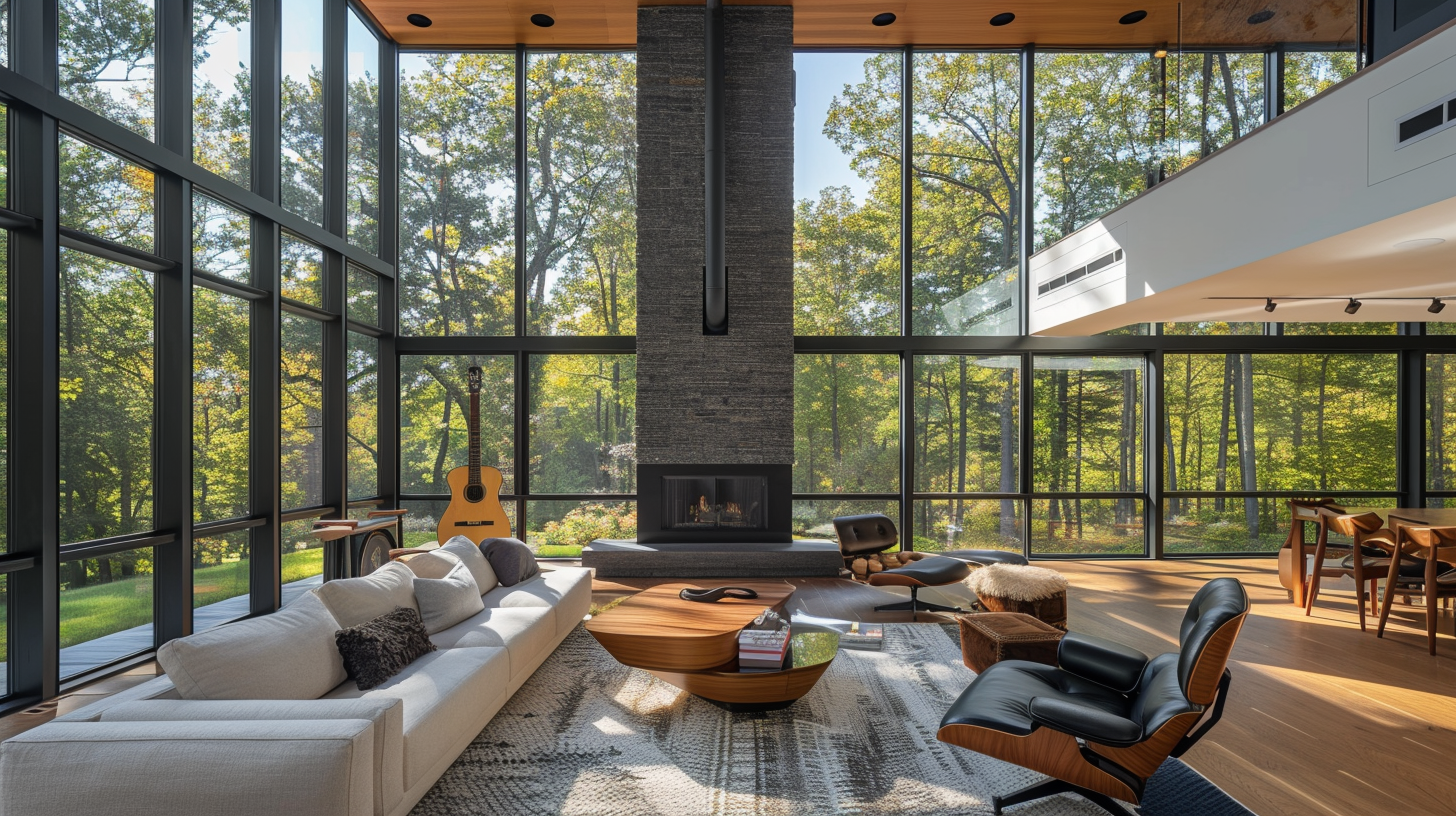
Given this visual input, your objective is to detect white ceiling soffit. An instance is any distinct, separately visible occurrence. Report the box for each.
[1031,18,1456,336]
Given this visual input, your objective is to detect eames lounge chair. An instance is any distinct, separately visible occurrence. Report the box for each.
[832,514,971,614]
[938,577,1250,816]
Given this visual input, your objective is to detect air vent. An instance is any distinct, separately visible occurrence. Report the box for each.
[1037,248,1123,297]
[1395,93,1456,149]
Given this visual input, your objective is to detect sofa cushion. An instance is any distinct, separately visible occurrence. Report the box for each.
[414,562,485,635]
[440,535,499,594]
[429,607,556,687]
[479,537,539,586]
[335,608,437,691]
[400,549,461,580]
[481,566,593,639]
[315,561,419,629]
[324,646,510,788]
[157,591,347,700]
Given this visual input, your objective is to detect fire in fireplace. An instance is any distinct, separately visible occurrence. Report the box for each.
[636,464,792,544]
[664,476,767,531]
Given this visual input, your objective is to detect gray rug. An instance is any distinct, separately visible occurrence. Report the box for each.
[413,624,1253,816]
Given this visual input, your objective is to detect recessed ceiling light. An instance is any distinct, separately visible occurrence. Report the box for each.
[1247,10,1275,24]
[407,13,432,28]
[990,12,1016,26]
[1395,238,1445,250]
[872,12,897,26]
[531,13,555,28]
[1119,10,1148,25]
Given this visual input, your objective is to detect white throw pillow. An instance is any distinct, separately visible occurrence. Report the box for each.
[400,548,462,580]
[314,560,418,629]
[440,535,499,595]
[413,562,485,634]
[157,592,347,700]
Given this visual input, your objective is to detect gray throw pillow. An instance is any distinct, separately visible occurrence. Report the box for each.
[334,607,436,691]
[413,562,485,634]
[479,537,540,586]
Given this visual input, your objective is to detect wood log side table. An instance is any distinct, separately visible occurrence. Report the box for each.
[584,581,839,712]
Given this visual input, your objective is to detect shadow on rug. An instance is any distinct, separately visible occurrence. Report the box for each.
[413,624,1254,816]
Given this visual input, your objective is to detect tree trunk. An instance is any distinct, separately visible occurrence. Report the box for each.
[1434,360,1447,492]
[1000,368,1017,541]
[1217,53,1242,140]
[1200,53,1214,157]
[1236,354,1258,539]
[1317,356,1330,492]
[1215,354,1234,510]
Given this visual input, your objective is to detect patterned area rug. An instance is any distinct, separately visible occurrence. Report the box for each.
[413,624,1254,816]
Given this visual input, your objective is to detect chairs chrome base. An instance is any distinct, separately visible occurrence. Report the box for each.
[992,777,1138,816]
[872,585,962,615]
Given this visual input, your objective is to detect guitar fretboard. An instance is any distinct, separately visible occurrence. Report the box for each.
[468,387,481,486]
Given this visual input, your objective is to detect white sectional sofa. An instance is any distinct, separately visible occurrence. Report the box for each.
[0,552,593,816]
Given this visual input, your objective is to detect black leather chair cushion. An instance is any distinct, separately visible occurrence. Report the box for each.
[940,549,1030,567]
[940,659,1132,738]
[1176,578,1249,698]
[833,514,897,557]
[1342,552,1433,579]
[1028,696,1142,745]
[868,555,971,586]
[1057,631,1149,694]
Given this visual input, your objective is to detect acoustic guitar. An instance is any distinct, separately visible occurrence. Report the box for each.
[436,366,512,544]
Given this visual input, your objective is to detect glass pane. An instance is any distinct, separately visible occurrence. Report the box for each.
[0,233,7,554]
[347,10,380,254]
[913,355,1018,493]
[792,499,899,542]
[193,529,250,630]
[399,53,515,336]
[1283,51,1356,111]
[912,499,1022,553]
[530,355,636,494]
[281,234,323,307]
[399,355,515,495]
[1032,356,1142,493]
[281,0,324,223]
[401,499,518,548]
[60,551,155,678]
[60,134,155,251]
[0,103,8,206]
[1034,53,1158,250]
[525,53,636,336]
[60,250,155,543]
[193,0,251,187]
[1164,353,1398,492]
[280,519,325,593]
[1281,322,1398,335]
[347,265,378,325]
[193,193,251,282]
[193,286,250,523]
[526,500,634,558]
[281,314,324,510]
[348,332,379,500]
[59,0,156,139]
[1430,323,1456,335]
[793,52,900,336]
[1162,321,1265,335]
[1031,498,1144,555]
[1169,51,1265,166]
[0,575,6,697]
[1163,498,1295,554]
[794,354,899,493]
[912,52,1021,336]
[1430,353,1456,492]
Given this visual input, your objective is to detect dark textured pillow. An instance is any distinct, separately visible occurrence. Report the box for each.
[334,607,436,691]
[479,537,540,587]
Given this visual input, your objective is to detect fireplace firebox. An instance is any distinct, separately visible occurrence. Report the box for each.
[637,464,792,544]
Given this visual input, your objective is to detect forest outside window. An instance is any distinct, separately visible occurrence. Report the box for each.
[347,332,379,500]
[348,9,380,254]
[399,355,514,498]
[193,530,250,631]
[59,0,156,140]
[193,286,251,525]
[281,0,324,224]
[280,313,325,512]
[193,0,251,188]
[60,549,155,679]
[193,194,251,283]
[794,353,899,495]
[60,134,156,252]
[529,355,636,495]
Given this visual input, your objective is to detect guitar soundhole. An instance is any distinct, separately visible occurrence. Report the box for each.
[465,484,485,503]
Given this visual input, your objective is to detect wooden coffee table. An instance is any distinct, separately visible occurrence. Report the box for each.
[584,581,839,711]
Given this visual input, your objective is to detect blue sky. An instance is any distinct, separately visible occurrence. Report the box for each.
[794,53,875,206]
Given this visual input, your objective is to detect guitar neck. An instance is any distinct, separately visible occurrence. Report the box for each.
[468,388,481,485]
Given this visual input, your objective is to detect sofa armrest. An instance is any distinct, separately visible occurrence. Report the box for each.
[97,699,403,816]
[0,719,376,816]
[53,674,178,722]
[1057,632,1150,693]
[1028,696,1143,746]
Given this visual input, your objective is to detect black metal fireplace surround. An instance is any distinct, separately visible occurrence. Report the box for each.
[637,464,792,544]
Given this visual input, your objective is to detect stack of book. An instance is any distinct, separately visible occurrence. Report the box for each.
[840,622,884,651]
[738,608,791,671]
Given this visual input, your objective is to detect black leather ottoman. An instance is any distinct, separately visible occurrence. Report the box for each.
[940,549,1029,567]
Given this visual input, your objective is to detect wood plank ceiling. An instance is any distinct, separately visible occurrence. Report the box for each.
[355,0,1356,48]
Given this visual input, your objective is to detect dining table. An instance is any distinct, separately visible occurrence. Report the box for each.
[1285,506,1456,606]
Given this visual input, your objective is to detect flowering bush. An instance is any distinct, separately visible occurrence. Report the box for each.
[537,503,638,552]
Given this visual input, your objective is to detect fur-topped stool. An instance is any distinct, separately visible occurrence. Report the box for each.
[965,564,1069,630]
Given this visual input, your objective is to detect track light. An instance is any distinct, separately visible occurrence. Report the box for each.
[1264,298,1276,313]
[1344,298,1362,315]
[1431,298,1447,314]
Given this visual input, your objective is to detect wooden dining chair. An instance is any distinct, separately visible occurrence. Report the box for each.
[1303,508,1397,631]
[1377,525,1456,655]
[1282,498,1343,604]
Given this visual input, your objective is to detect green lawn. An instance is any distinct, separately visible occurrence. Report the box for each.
[43,549,326,651]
